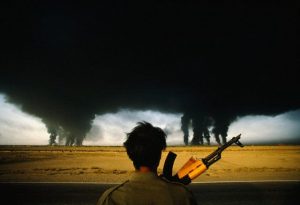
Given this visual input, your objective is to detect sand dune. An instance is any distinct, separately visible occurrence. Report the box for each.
[0,145,299,182]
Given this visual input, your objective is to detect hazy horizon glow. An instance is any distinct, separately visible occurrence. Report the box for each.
[0,93,300,145]
[0,94,49,145]
[84,110,183,145]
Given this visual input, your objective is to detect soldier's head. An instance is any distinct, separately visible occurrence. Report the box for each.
[124,121,167,170]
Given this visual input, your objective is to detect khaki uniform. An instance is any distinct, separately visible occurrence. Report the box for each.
[97,172,197,205]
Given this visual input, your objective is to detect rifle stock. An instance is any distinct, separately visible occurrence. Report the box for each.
[162,134,244,185]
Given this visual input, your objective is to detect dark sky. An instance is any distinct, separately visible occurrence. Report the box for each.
[0,1,298,142]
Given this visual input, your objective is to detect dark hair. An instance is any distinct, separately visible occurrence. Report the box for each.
[124,121,167,169]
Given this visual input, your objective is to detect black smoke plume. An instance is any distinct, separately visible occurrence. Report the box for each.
[0,2,298,145]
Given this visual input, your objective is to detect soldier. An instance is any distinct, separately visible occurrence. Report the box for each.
[97,122,197,205]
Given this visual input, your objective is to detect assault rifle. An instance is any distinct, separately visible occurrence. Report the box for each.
[162,134,244,185]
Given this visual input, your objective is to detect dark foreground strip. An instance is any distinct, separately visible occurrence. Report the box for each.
[1,181,299,205]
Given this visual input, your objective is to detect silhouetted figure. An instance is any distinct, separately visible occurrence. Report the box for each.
[97,122,197,205]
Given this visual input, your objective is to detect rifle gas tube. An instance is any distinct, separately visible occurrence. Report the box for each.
[162,134,244,185]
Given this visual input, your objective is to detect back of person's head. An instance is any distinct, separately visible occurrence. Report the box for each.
[124,121,167,170]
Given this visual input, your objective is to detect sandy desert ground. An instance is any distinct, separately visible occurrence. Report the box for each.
[0,145,299,183]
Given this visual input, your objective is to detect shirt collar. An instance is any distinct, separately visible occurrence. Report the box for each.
[129,171,160,182]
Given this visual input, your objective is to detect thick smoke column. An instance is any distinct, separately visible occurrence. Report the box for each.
[181,115,190,145]
[47,126,57,145]
[0,2,298,145]
[43,120,59,145]
[44,120,78,146]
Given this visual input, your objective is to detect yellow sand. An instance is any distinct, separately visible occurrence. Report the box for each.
[0,145,299,182]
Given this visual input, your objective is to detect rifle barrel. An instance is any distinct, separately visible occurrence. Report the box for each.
[204,134,242,162]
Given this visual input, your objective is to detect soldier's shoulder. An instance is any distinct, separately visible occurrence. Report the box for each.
[160,177,197,204]
[103,180,129,196]
[97,180,129,205]
[160,177,191,191]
